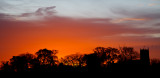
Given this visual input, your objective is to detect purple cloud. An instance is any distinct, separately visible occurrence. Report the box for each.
[17,6,56,21]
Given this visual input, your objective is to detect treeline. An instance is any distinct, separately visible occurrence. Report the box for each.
[0,46,160,72]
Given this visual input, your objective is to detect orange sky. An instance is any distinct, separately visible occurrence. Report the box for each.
[0,16,160,61]
[0,3,160,61]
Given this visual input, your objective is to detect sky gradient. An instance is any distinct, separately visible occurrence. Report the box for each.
[0,0,160,61]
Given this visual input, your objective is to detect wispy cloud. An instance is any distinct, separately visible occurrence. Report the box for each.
[102,33,160,40]
[111,18,149,23]
[119,33,160,38]
[0,5,57,21]
[15,6,56,21]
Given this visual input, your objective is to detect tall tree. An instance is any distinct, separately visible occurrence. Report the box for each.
[35,49,58,66]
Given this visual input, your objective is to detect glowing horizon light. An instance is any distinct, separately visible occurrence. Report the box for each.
[0,0,160,62]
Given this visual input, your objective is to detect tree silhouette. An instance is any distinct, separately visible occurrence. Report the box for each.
[151,59,160,65]
[61,53,86,67]
[105,47,120,65]
[151,58,160,71]
[35,48,58,66]
[93,47,120,66]
[84,53,100,72]
[119,46,139,62]
[9,53,35,72]
[0,46,158,72]
[93,47,107,64]
[0,61,11,72]
[84,47,120,71]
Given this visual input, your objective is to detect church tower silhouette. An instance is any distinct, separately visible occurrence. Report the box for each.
[140,48,150,65]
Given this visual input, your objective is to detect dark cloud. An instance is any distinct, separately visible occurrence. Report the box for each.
[154,23,160,26]
[0,13,15,21]
[0,13,9,19]
[110,7,160,20]
[20,6,56,17]
[36,6,56,16]
[109,7,160,33]
[137,12,160,20]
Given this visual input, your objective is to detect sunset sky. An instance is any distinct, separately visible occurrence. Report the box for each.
[0,0,160,61]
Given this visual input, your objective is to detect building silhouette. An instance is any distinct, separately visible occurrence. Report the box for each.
[140,48,150,65]
[111,48,151,72]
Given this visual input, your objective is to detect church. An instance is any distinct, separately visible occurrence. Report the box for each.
[111,48,150,72]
